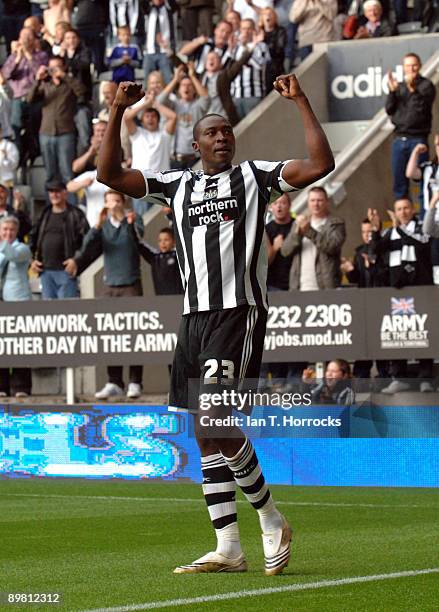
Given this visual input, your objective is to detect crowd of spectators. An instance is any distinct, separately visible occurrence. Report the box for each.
[0,1,438,399]
[0,0,428,183]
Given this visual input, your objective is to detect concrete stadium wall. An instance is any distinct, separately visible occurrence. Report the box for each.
[233,49,330,164]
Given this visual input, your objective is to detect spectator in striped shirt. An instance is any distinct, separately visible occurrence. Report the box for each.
[423,189,439,238]
[406,135,439,285]
[231,19,270,121]
[143,0,177,85]
[369,201,434,394]
[109,0,141,43]
[179,20,234,77]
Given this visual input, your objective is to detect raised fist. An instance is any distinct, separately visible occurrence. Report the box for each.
[114,82,144,109]
[273,73,304,100]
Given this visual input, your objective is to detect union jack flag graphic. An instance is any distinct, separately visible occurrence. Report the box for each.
[391,297,416,315]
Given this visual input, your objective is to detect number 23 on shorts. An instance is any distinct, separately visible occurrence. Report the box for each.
[203,359,235,383]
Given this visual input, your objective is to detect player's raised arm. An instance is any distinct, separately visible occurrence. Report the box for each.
[97,82,147,199]
[273,74,335,188]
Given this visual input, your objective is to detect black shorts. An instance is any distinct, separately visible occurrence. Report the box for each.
[169,305,267,414]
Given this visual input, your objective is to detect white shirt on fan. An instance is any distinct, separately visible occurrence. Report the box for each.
[299,217,327,291]
[70,170,108,228]
[130,127,173,173]
[232,0,273,22]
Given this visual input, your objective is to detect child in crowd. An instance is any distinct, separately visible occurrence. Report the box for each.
[107,25,142,84]
[136,226,183,296]
[134,225,183,379]
[51,20,71,56]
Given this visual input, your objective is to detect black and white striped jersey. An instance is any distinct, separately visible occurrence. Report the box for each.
[109,0,140,37]
[141,161,296,315]
[144,1,177,54]
[420,161,439,211]
[193,41,233,75]
[372,217,432,287]
[230,43,270,99]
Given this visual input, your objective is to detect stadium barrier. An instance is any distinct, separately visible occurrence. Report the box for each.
[0,286,437,368]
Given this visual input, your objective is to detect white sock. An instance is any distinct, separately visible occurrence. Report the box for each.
[257,495,283,534]
[215,522,242,558]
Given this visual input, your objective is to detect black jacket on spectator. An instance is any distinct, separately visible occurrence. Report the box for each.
[347,242,389,288]
[75,0,109,28]
[357,16,396,37]
[385,76,436,138]
[371,218,432,288]
[137,240,183,295]
[65,44,93,101]
[310,379,355,405]
[3,1,30,15]
[30,204,90,262]
[13,209,32,243]
[265,218,294,290]
[264,26,287,93]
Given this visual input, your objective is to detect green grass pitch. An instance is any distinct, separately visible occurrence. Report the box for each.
[0,479,438,611]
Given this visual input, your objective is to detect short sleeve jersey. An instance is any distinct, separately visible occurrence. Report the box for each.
[141,161,297,314]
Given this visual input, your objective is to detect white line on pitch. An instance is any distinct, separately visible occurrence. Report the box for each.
[1,493,436,509]
[79,568,439,612]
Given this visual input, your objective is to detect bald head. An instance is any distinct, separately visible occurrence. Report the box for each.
[19,27,36,50]
[24,16,42,33]
[102,81,118,106]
